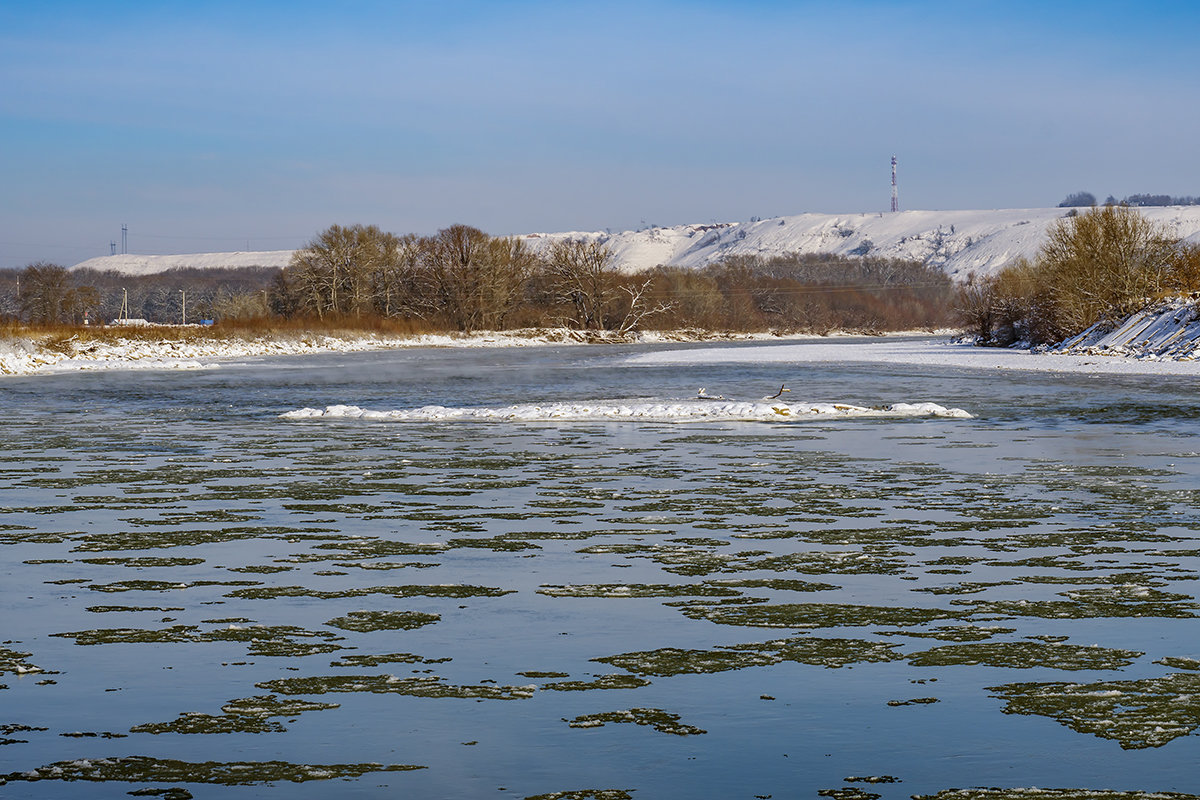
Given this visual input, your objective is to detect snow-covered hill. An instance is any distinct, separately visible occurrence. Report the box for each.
[531,206,1200,281]
[71,207,1200,281]
[71,250,294,276]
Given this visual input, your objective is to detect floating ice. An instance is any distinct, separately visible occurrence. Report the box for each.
[280,400,972,423]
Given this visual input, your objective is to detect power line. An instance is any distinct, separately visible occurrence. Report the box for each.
[638,282,953,300]
[0,240,106,250]
[132,233,305,242]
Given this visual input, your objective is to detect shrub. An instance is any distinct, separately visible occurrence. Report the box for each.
[961,206,1195,345]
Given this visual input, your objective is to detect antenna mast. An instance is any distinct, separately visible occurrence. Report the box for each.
[890,156,898,213]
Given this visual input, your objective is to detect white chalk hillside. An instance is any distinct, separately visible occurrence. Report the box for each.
[530,207,1200,280]
[71,207,1200,281]
[71,250,295,276]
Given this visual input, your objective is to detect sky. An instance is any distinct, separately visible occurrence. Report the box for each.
[2,0,1198,268]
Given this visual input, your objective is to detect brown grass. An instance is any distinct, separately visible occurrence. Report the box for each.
[1,314,448,352]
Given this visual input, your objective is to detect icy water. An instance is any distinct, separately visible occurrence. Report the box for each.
[3,338,1200,800]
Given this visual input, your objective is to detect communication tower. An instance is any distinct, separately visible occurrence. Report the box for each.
[890,156,898,213]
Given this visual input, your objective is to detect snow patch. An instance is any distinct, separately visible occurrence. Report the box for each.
[280,400,972,423]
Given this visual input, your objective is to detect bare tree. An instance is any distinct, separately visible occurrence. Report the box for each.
[371,233,424,318]
[542,238,623,330]
[19,262,98,324]
[615,278,675,334]
[286,224,400,318]
[420,225,535,331]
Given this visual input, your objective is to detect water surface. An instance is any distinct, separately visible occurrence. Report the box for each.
[3,338,1200,799]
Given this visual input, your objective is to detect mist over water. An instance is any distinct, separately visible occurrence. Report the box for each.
[3,339,1200,798]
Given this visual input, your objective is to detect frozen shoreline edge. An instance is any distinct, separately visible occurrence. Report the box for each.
[0,327,949,377]
[3,314,1200,378]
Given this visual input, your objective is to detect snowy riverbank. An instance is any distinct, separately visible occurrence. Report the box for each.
[0,329,565,376]
[6,296,1200,377]
[626,336,1200,376]
[1052,297,1200,361]
[0,327,849,377]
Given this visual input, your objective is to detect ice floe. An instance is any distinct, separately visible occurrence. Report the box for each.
[280,400,972,423]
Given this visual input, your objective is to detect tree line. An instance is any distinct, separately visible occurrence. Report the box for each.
[0,264,276,326]
[1059,191,1200,208]
[269,223,955,333]
[1,223,958,334]
[958,205,1200,345]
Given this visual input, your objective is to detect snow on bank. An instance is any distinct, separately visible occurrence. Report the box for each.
[1053,298,1200,361]
[70,207,1200,281]
[281,400,972,423]
[0,329,594,376]
[8,298,1200,379]
[0,327,931,377]
[0,333,362,375]
[625,336,1200,377]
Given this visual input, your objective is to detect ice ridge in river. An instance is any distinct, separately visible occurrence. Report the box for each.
[281,400,973,422]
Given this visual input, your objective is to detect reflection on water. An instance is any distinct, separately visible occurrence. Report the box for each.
[2,340,1200,798]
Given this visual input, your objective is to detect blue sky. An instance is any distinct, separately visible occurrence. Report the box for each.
[2,0,1198,267]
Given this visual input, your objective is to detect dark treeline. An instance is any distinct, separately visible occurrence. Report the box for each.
[1059,191,1200,208]
[0,264,276,325]
[1120,194,1200,207]
[1,223,956,334]
[650,253,955,333]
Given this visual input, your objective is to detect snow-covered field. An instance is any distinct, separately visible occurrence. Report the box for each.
[72,207,1200,281]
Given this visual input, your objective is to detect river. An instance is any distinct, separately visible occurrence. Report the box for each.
[2,337,1200,799]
